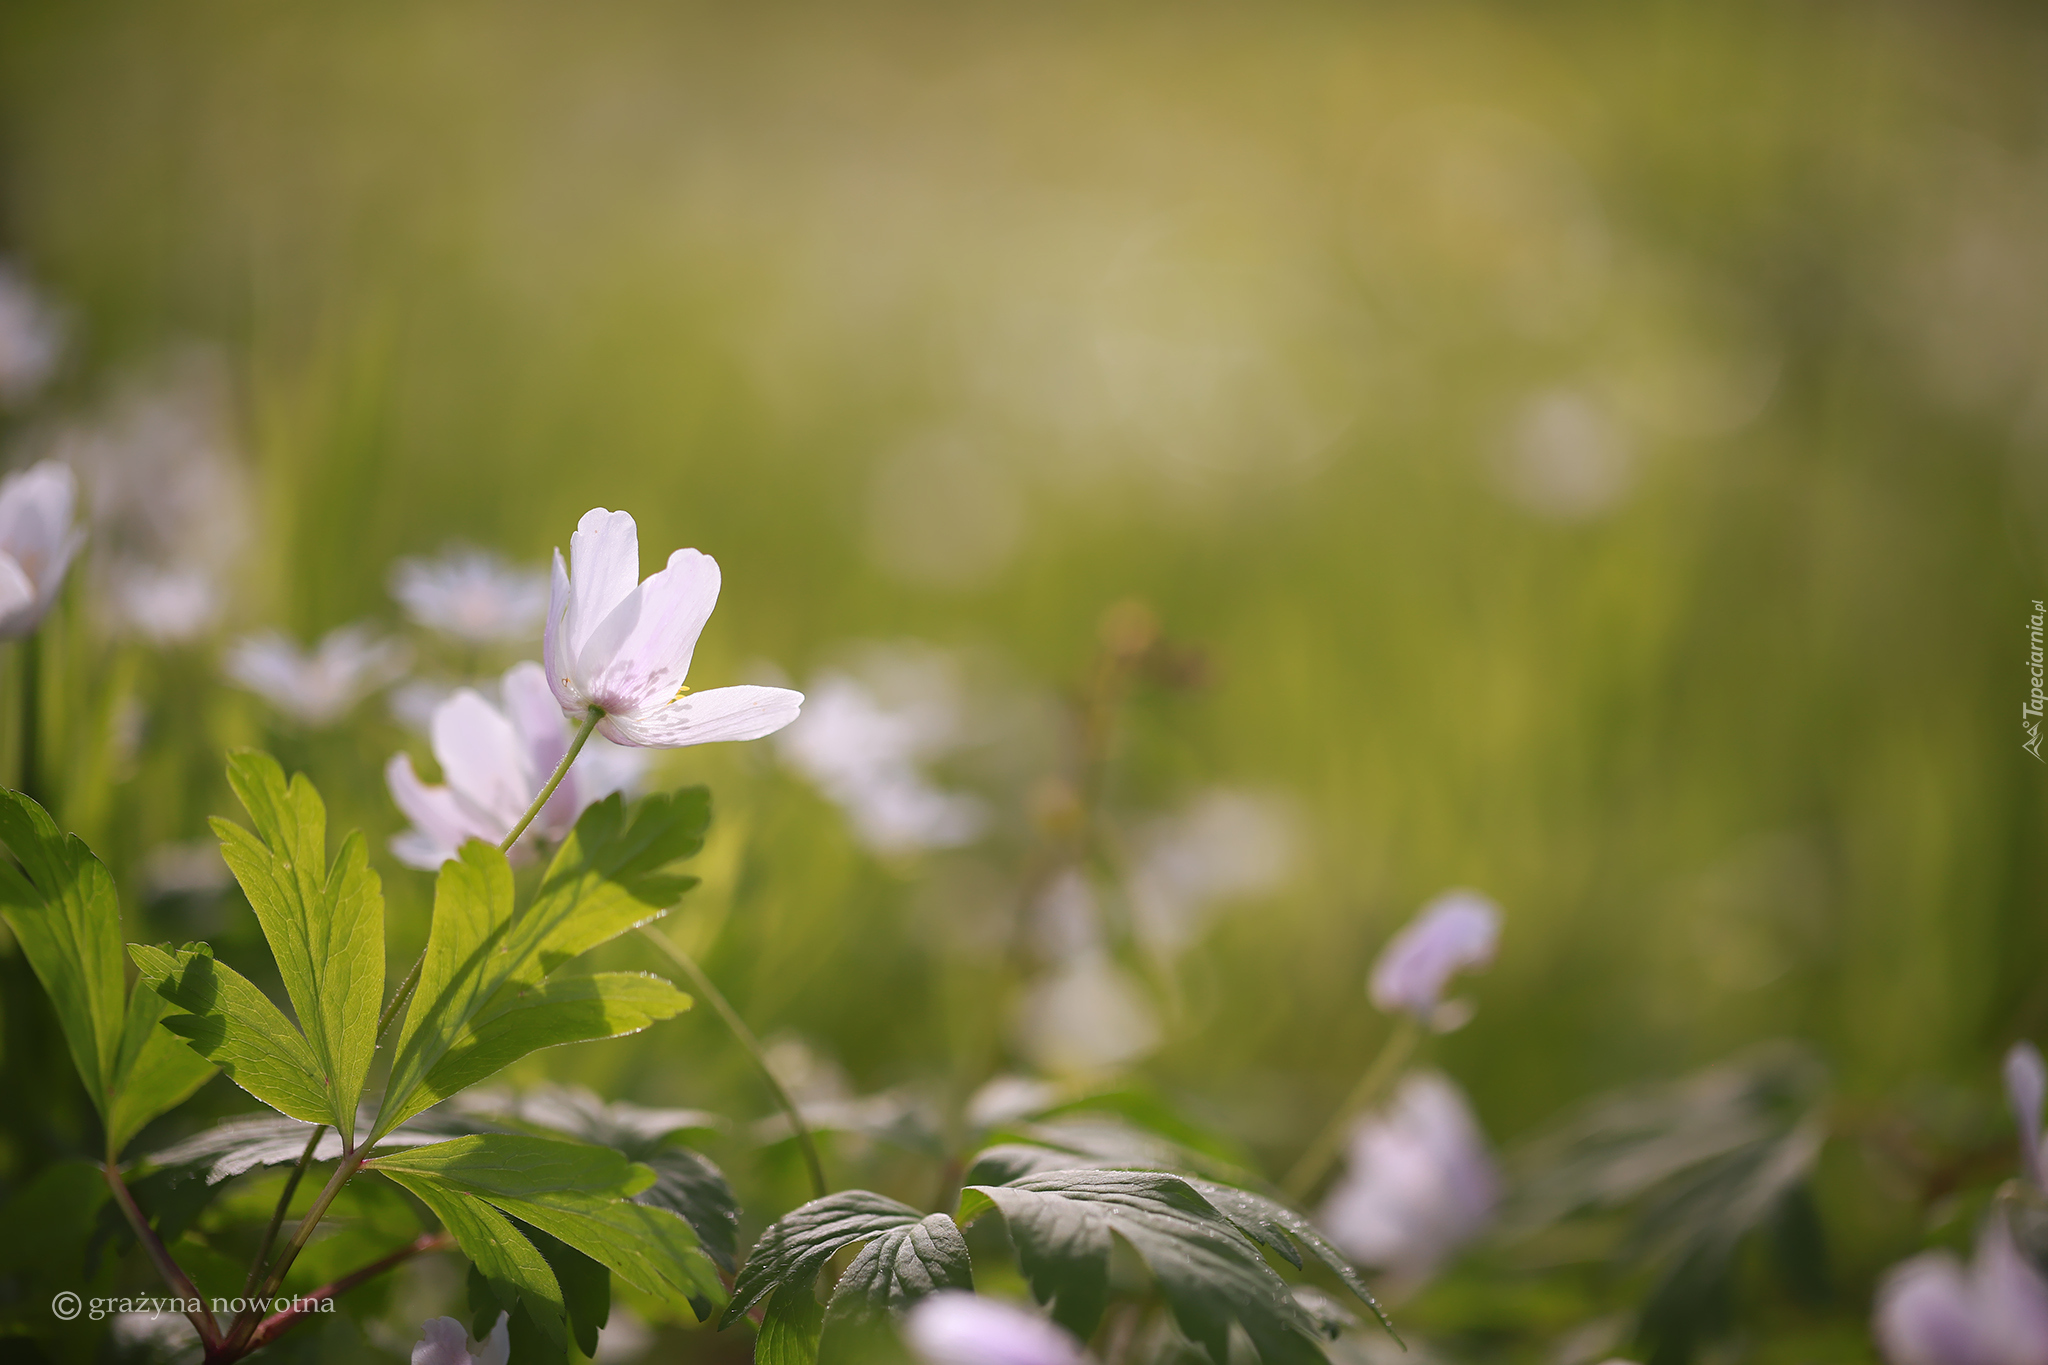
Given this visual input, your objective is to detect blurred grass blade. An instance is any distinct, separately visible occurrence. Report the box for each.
[211,751,385,1143]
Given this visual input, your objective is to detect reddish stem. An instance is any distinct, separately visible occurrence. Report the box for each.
[102,1162,223,1351]
[240,1232,453,1354]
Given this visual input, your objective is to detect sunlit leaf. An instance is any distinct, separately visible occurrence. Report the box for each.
[130,943,331,1124]
[212,751,385,1143]
[104,981,216,1157]
[368,1133,724,1320]
[386,1170,565,1343]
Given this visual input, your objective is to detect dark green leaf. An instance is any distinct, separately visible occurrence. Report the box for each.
[722,1191,928,1328]
[0,788,127,1126]
[526,1223,610,1359]
[956,1169,1325,1365]
[1184,1182,1396,1342]
[213,751,385,1143]
[383,1172,565,1343]
[819,1214,973,1365]
[130,943,332,1123]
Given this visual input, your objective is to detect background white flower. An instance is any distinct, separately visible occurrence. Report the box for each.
[386,659,648,868]
[544,507,803,747]
[904,1291,1092,1365]
[1319,1071,1500,1289]
[391,548,550,644]
[1125,788,1296,953]
[778,652,987,855]
[0,263,62,404]
[1368,889,1503,1026]
[1874,1219,2048,1365]
[0,460,84,640]
[225,625,410,726]
[412,1314,509,1365]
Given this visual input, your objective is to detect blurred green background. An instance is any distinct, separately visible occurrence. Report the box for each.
[0,1,2043,1360]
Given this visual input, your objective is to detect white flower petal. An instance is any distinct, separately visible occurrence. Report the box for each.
[411,1316,479,1365]
[0,551,37,627]
[905,1292,1090,1365]
[1368,890,1502,1022]
[601,684,803,748]
[432,689,533,833]
[384,753,486,870]
[565,508,641,663]
[576,547,721,715]
[544,547,579,711]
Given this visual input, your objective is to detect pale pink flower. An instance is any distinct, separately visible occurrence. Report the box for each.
[0,461,83,639]
[2007,1041,2045,1192]
[386,660,647,869]
[412,1314,509,1365]
[391,548,549,644]
[1368,889,1502,1026]
[225,625,409,726]
[1319,1071,1499,1289]
[544,508,802,747]
[1875,1219,2048,1365]
[905,1292,1091,1365]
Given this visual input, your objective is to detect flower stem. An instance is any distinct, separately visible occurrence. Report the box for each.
[104,1161,222,1352]
[1281,1016,1421,1203]
[638,925,828,1200]
[499,705,602,853]
[17,631,41,809]
[244,1124,324,1298]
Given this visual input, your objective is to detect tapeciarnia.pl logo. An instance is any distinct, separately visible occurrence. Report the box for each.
[2027,599,2045,762]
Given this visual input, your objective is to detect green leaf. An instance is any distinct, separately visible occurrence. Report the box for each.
[526,1224,610,1359]
[956,1170,1326,1365]
[757,1282,826,1365]
[368,1133,725,1321]
[130,943,333,1123]
[378,792,707,1138]
[1184,1182,1396,1343]
[212,751,385,1142]
[0,788,127,1124]
[819,1214,973,1365]
[104,979,217,1157]
[722,1190,928,1329]
[383,1171,566,1343]
[407,972,691,1119]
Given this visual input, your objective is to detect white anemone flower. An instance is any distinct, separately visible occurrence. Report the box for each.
[1368,889,1503,1028]
[0,461,83,640]
[904,1292,1092,1365]
[225,625,410,726]
[0,264,62,404]
[1319,1071,1500,1290]
[1126,789,1296,953]
[386,660,648,869]
[109,564,220,644]
[391,548,550,644]
[412,1314,509,1365]
[544,508,803,747]
[778,663,986,855]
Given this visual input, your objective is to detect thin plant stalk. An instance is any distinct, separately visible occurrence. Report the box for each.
[241,1232,453,1354]
[639,924,829,1200]
[1281,1016,1422,1203]
[104,1162,221,1351]
[17,631,40,810]
[244,1124,325,1297]
[227,1149,368,1353]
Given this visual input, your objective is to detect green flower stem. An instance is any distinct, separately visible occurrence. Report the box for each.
[373,706,605,1051]
[638,925,828,1200]
[499,704,603,852]
[244,1124,324,1298]
[1281,1015,1421,1203]
[17,631,40,810]
[104,1161,222,1351]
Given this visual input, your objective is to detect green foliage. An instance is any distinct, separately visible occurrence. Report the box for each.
[819,1215,974,1365]
[0,788,213,1157]
[956,1169,1329,1365]
[377,789,708,1137]
[368,1133,726,1324]
[130,941,335,1124]
[723,1191,938,1328]
[210,751,386,1144]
